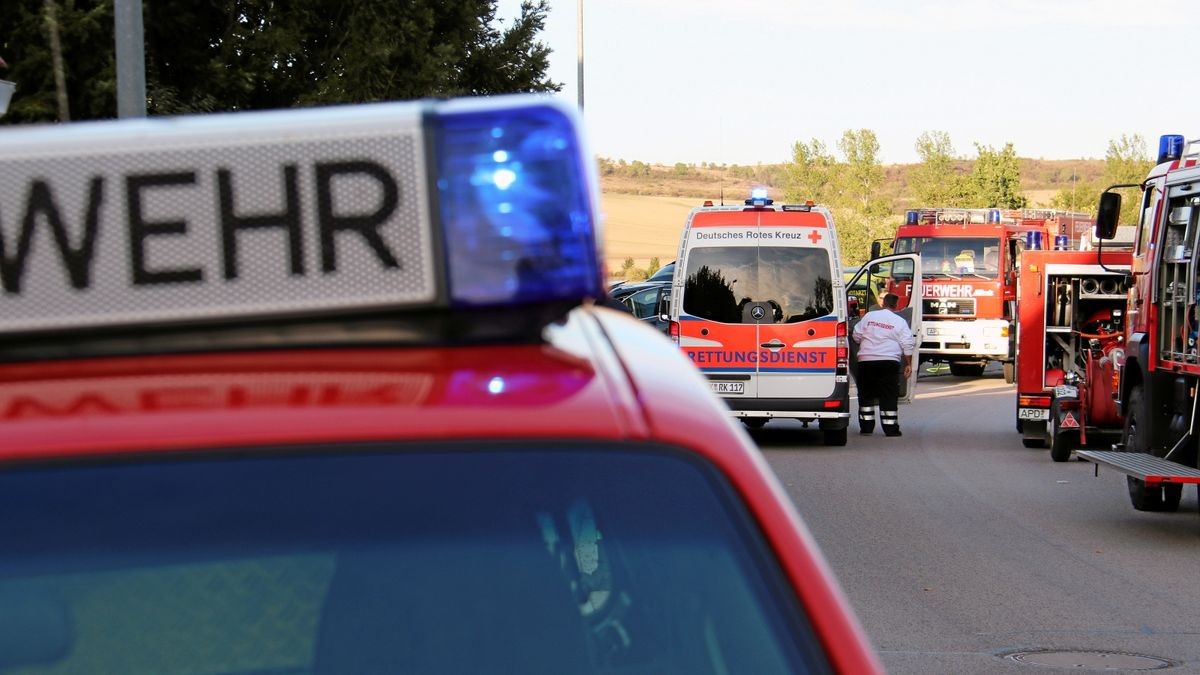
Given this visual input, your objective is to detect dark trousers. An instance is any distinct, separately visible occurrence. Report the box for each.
[857,359,900,433]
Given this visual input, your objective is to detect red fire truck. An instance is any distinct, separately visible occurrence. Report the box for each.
[878,208,1094,381]
[1013,248,1131,460]
[1078,134,1200,512]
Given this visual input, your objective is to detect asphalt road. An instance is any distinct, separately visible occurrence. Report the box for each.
[750,369,1200,674]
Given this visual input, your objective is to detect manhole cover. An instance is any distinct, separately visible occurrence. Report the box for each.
[1005,650,1173,670]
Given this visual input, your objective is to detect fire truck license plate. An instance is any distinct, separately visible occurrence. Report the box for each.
[1018,408,1049,421]
[710,382,745,395]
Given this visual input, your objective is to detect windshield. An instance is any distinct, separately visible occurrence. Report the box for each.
[896,237,1001,279]
[682,247,835,323]
[0,445,828,675]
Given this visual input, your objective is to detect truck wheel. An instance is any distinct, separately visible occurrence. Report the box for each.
[1003,361,1015,384]
[1122,385,1174,511]
[1048,399,1077,462]
[950,363,985,377]
[823,427,848,446]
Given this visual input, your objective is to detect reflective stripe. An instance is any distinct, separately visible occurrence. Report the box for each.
[859,414,876,421]
[881,410,898,426]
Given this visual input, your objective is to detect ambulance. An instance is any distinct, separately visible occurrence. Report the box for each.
[668,191,921,445]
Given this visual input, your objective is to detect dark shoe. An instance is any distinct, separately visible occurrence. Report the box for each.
[860,429,873,435]
[884,429,902,437]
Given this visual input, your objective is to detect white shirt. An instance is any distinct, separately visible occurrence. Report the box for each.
[853,307,915,363]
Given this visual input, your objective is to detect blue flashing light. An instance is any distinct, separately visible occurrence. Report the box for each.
[433,101,601,308]
[987,209,1001,224]
[1158,134,1185,164]
[745,187,773,207]
[905,210,919,225]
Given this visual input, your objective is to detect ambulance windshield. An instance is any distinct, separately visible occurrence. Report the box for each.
[682,247,835,323]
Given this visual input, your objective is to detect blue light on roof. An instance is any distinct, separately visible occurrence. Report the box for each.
[433,102,602,308]
[905,210,919,225]
[745,187,773,207]
[1158,134,1185,164]
[987,209,1001,224]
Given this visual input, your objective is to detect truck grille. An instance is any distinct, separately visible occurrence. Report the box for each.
[922,298,975,316]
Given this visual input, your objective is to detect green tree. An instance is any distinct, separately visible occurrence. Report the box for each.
[967,142,1027,208]
[784,139,837,204]
[673,162,689,176]
[2,0,560,123]
[1102,134,1153,225]
[909,131,970,206]
[647,257,661,276]
[835,129,888,216]
[1048,168,1097,214]
[833,209,900,267]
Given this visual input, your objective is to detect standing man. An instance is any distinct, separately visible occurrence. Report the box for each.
[853,293,915,437]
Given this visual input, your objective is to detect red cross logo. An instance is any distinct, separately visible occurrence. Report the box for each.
[808,229,823,244]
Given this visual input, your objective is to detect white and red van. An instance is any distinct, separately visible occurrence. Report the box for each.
[668,191,920,445]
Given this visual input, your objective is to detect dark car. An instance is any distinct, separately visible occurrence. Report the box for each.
[610,264,674,333]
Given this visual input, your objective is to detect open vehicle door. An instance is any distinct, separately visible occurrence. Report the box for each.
[846,254,922,403]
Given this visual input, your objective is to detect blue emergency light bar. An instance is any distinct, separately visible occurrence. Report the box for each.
[434,101,601,308]
[1158,134,1185,164]
[0,96,603,340]
[745,188,773,207]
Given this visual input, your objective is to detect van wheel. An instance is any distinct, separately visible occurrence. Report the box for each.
[742,418,767,429]
[823,427,848,446]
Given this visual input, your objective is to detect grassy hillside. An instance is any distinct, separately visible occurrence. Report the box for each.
[600,157,1106,277]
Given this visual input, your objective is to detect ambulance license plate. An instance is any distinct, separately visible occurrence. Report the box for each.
[710,382,745,395]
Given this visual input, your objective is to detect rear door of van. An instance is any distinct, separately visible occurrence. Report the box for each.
[752,211,840,401]
[676,209,762,399]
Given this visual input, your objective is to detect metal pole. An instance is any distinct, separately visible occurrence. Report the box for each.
[114,0,147,118]
[576,0,584,111]
[44,0,70,121]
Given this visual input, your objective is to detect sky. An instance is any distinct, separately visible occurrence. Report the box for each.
[497,0,1200,166]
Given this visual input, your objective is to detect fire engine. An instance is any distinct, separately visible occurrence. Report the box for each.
[876,207,1094,381]
[1078,134,1200,512]
[1013,247,1131,460]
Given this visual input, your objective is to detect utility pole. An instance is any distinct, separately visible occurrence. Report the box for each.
[44,0,70,121]
[576,0,584,111]
[114,0,147,118]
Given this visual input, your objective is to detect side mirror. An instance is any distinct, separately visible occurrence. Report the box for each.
[870,241,881,259]
[1095,192,1122,240]
[655,290,670,318]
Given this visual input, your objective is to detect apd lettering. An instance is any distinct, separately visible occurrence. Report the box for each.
[0,160,402,295]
